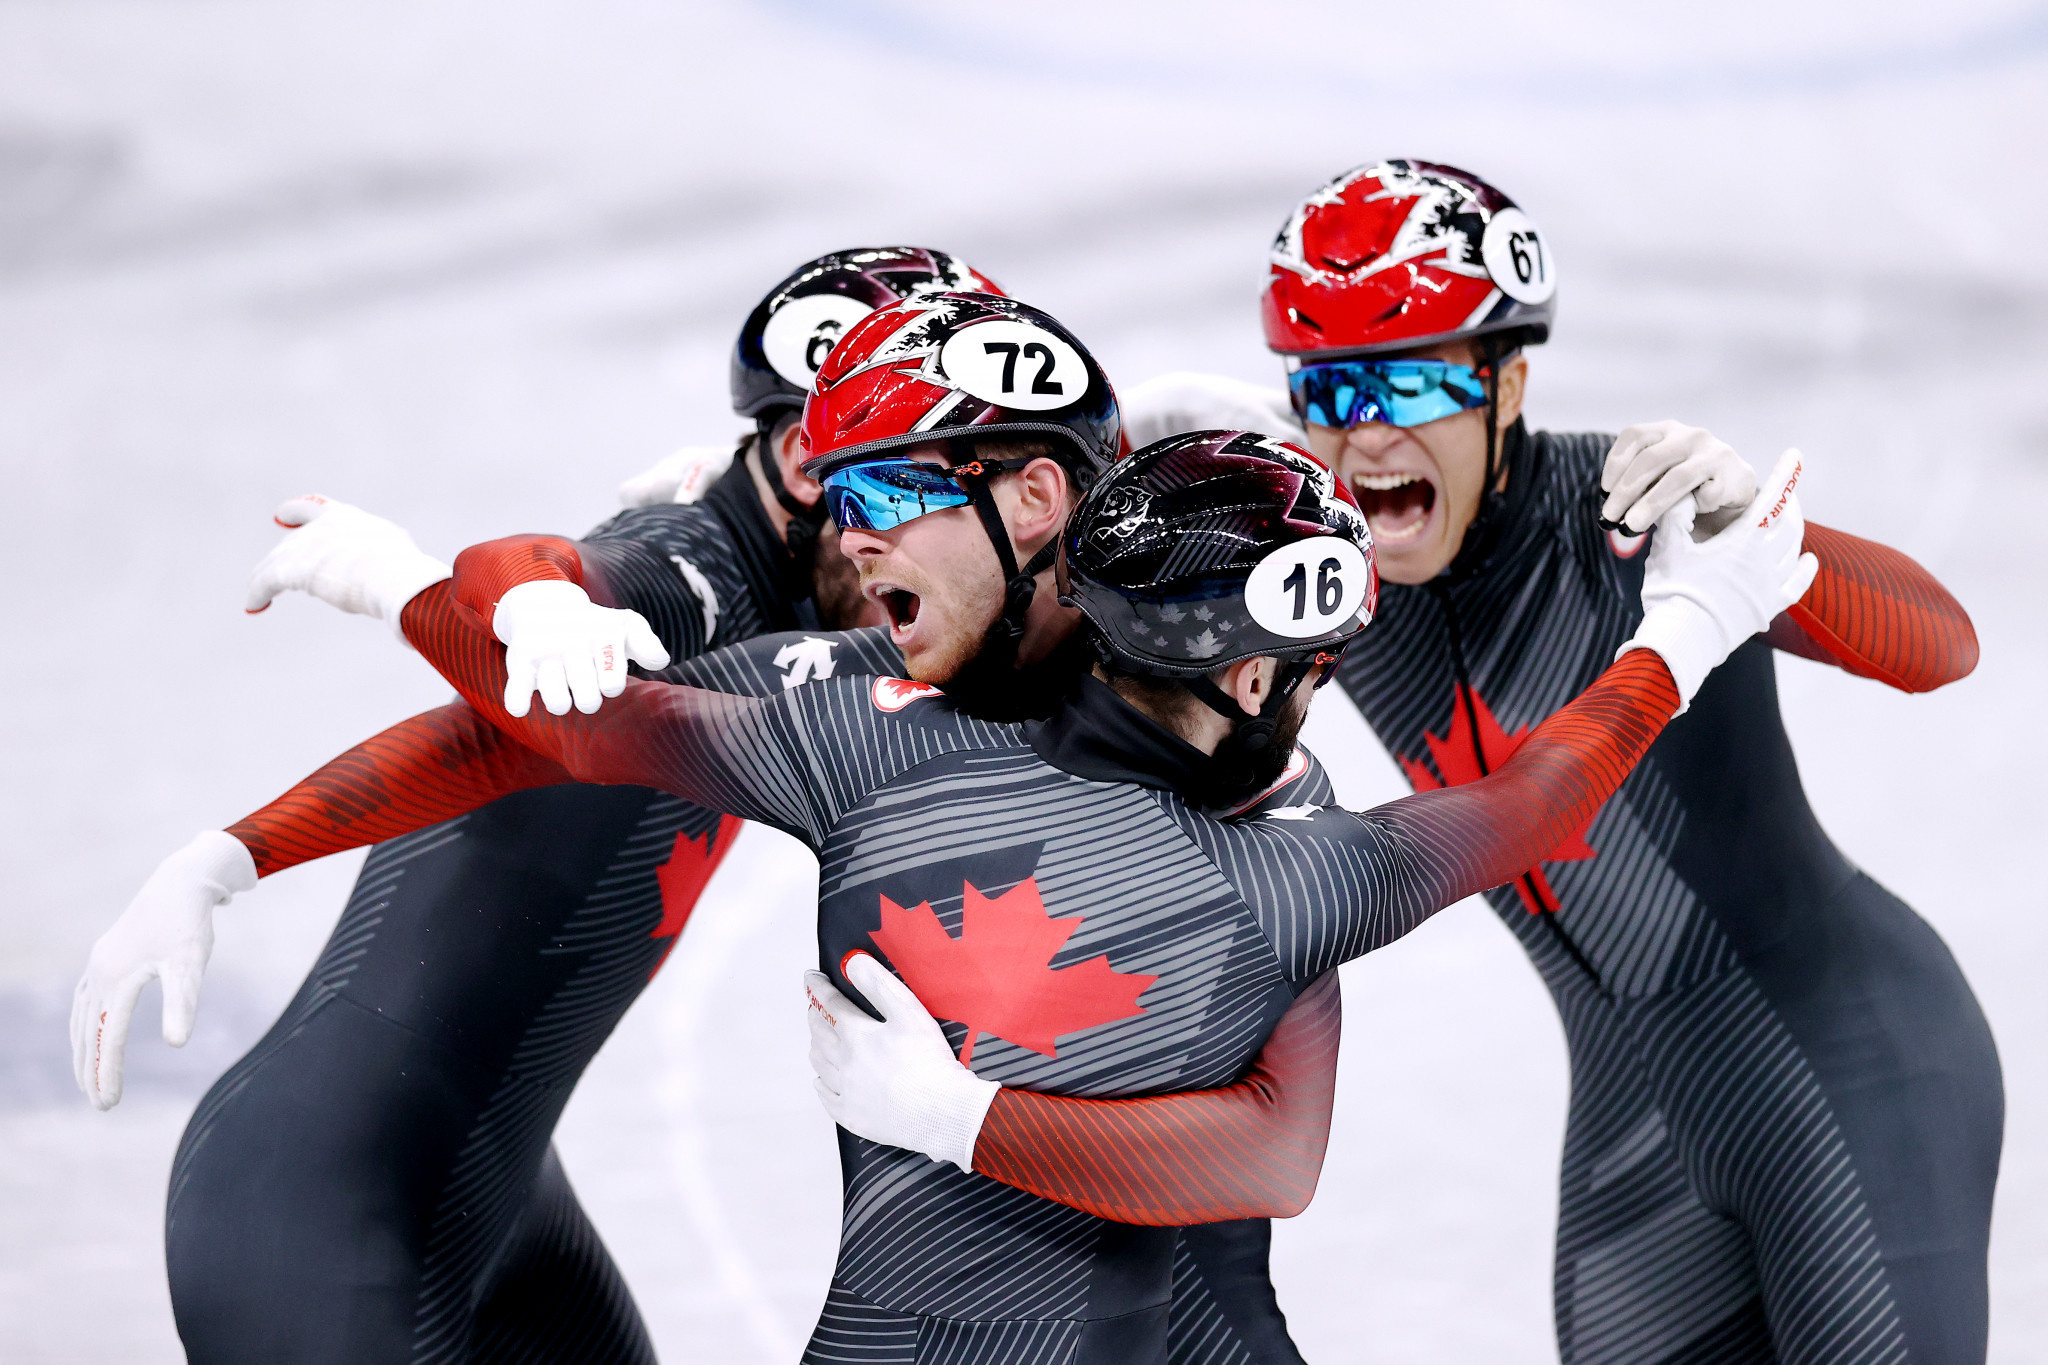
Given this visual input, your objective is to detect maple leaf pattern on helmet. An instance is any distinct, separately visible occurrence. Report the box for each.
[1399,684,1595,914]
[649,815,744,978]
[866,878,1157,1066]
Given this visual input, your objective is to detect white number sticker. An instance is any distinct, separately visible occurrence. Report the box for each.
[938,319,1086,411]
[1244,537,1373,639]
[1480,207,1556,305]
[762,294,876,386]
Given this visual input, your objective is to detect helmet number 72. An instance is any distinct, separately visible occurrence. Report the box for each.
[982,341,1065,396]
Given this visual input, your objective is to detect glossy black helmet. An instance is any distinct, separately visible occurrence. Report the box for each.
[730,247,1004,422]
[1059,429,1377,677]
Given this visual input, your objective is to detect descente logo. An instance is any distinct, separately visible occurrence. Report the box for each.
[1758,459,1803,529]
[872,677,944,712]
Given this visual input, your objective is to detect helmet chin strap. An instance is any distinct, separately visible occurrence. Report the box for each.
[1444,335,1514,582]
[950,456,1060,666]
[1183,661,1316,754]
[753,417,828,598]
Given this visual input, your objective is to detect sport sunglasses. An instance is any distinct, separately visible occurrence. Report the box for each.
[820,456,1023,532]
[1287,358,1492,430]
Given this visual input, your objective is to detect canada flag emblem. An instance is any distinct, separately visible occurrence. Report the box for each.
[872,676,944,712]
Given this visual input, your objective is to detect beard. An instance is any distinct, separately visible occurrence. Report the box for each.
[939,621,1092,723]
[1185,688,1311,811]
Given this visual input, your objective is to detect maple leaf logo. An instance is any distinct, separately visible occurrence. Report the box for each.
[648,814,743,977]
[865,878,1156,1065]
[872,676,943,712]
[1399,684,1595,914]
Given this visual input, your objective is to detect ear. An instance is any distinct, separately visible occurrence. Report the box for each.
[776,420,821,506]
[1494,352,1529,430]
[1221,656,1278,718]
[1008,457,1072,549]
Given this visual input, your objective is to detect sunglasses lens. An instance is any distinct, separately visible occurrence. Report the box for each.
[1289,359,1490,429]
[821,461,973,531]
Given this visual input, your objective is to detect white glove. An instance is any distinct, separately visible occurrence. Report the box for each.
[1600,421,1759,536]
[617,445,736,508]
[245,495,453,640]
[1621,448,1820,711]
[1122,372,1304,449]
[494,579,670,718]
[805,952,999,1171]
[71,831,257,1111]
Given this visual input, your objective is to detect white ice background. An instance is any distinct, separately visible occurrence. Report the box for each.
[2,1,2044,1360]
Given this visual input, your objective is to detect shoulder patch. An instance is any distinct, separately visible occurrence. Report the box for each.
[872,676,943,712]
[774,635,839,689]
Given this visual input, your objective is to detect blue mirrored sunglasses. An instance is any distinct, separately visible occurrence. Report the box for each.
[1287,358,1491,430]
[821,459,976,531]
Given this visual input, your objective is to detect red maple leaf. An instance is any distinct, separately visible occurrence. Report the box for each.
[1399,684,1595,915]
[647,814,744,978]
[865,878,1157,1065]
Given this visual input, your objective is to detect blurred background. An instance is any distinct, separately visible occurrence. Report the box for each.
[3,1,2045,1360]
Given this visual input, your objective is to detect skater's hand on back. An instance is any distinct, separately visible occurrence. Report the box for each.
[1600,421,1759,537]
[617,445,735,508]
[245,496,453,640]
[71,832,256,1111]
[805,953,998,1171]
[491,581,669,718]
[1620,448,1820,711]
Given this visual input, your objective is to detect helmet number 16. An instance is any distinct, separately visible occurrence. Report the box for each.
[1282,557,1345,621]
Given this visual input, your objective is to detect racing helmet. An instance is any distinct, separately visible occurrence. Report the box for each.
[797,292,1120,488]
[1261,160,1556,361]
[1059,429,1377,678]
[731,247,1004,422]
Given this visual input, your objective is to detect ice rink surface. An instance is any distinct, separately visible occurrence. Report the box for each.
[2,1,2045,1359]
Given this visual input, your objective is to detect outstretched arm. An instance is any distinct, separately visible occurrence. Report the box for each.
[228,703,572,876]
[73,704,573,1110]
[1769,523,1978,692]
[399,582,812,834]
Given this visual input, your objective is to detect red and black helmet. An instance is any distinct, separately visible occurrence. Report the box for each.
[731,247,1004,422]
[1059,430,1377,677]
[1261,160,1556,361]
[798,292,1121,488]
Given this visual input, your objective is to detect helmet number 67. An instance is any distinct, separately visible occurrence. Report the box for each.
[1508,229,1546,287]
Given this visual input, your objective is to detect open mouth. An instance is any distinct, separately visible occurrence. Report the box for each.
[1351,471,1436,544]
[877,586,923,638]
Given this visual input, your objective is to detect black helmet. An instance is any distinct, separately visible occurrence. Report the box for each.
[1059,430,1377,678]
[730,247,1004,422]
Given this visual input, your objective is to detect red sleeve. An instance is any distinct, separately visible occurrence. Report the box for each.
[448,534,613,629]
[971,970,1341,1225]
[225,703,573,878]
[1769,522,1978,693]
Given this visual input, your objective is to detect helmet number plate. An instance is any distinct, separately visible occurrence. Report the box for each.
[1245,538,1374,639]
[940,320,1087,411]
[764,294,877,386]
[1480,208,1557,305]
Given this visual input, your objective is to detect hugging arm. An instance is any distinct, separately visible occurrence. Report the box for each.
[969,970,1342,1224]
[1770,523,1978,692]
